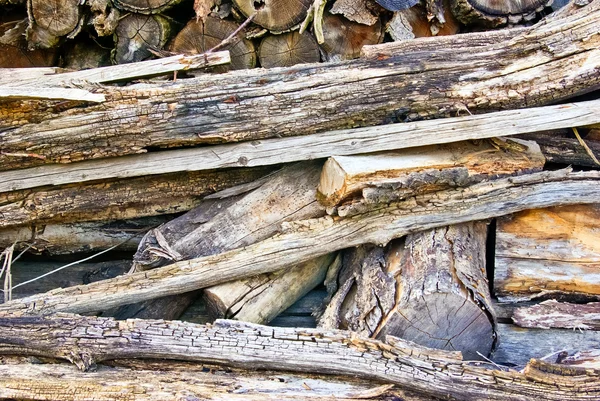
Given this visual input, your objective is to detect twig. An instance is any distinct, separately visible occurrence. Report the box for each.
[474,352,512,371]
[206,13,256,53]
[11,242,35,264]
[573,127,600,165]
[1,245,14,303]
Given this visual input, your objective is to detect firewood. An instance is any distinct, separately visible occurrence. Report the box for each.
[450,0,551,27]
[317,139,544,208]
[512,300,600,330]
[258,31,320,68]
[2,169,599,316]
[0,166,273,228]
[494,205,600,302]
[0,315,598,401]
[168,17,256,71]
[0,18,56,67]
[387,1,460,40]
[113,13,170,64]
[26,0,85,48]
[320,13,383,61]
[233,0,312,31]
[112,0,182,14]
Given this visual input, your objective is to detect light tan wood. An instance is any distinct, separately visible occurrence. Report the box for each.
[495,204,600,302]
[233,0,312,31]
[113,14,170,64]
[27,0,84,48]
[1,169,599,316]
[317,139,544,207]
[0,87,105,102]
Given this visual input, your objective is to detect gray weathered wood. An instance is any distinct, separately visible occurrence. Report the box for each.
[2,169,600,316]
[3,99,600,193]
[513,300,600,330]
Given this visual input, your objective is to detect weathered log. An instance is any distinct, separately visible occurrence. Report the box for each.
[0,216,172,254]
[492,323,600,367]
[317,139,544,207]
[0,359,405,401]
[258,31,320,68]
[2,2,599,170]
[168,17,256,71]
[113,13,170,63]
[5,99,600,191]
[2,169,600,316]
[513,300,600,330]
[495,204,600,302]
[26,0,84,48]
[0,315,598,401]
[233,0,312,30]
[0,166,273,228]
[320,13,383,61]
[204,253,335,324]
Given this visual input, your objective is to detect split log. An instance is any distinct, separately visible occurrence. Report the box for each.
[233,0,312,31]
[450,0,551,27]
[204,253,336,324]
[2,169,600,316]
[5,99,599,191]
[513,300,600,330]
[258,31,320,68]
[320,13,383,61]
[0,216,173,255]
[494,204,600,302]
[317,139,544,207]
[27,0,84,48]
[492,323,600,367]
[113,13,170,64]
[0,316,598,401]
[321,222,495,360]
[0,360,404,401]
[168,17,256,71]
[0,166,273,228]
[2,2,599,170]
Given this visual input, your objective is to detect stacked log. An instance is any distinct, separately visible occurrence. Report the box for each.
[1,0,600,399]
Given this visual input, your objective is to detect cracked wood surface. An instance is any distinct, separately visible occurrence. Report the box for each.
[1,1,599,171]
[1,169,600,316]
[0,316,598,401]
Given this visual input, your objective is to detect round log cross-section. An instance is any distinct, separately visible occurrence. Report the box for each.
[233,0,312,31]
[258,31,320,68]
[168,17,256,71]
[114,14,170,64]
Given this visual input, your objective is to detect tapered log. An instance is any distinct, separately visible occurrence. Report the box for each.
[320,13,383,61]
[233,0,312,31]
[2,169,600,317]
[27,0,84,48]
[0,216,172,254]
[2,3,599,170]
[0,360,404,401]
[513,300,600,330]
[0,19,57,67]
[113,13,170,64]
[450,0,550,27]
[0,166,273,228]
[495,205,600,302]
[168,17,256,71]
[0,316,599,401]
[258,31,320,68]
[204,253,335,324]
[317,139,544,207]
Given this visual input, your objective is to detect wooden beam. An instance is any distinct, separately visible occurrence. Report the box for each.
[3,99,600,193]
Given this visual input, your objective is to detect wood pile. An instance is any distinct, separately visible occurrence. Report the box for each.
[1,0,600,399]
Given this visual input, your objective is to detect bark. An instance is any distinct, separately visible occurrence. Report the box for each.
[5,99,600,191]
[317,139,544,207]
[494,204,600,302]
[1,3,599,170]
[2,169,600,316]
[513,300,600,330]
[0,315,598,401]
[258,31,320,68]
[0,361,407,401]
[0,166,273,228]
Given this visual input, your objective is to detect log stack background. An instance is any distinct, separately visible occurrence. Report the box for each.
[1,0,600,399]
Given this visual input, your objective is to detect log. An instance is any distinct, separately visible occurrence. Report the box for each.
[168,17,256,71]
[27,0,84,48]
[233,0,312,30]
[387,0,460,40]
[204,253,336,324]
[2,3,599,170]
[512,300,600,330]
[0,18,57,68]
[112,0,182,14]
[5,99,600,191]
[113,13,170,64]
[258,31,320,68]
[494,204,600,302]
[316,139,545,207]
[0,315,598,401]
[330,0,381,26]
[320,13,383,61]
[0,166,273,228]
[0,216,173,255]
[0,359,405,401]
[450,0,550,27]
[2,168,600,316]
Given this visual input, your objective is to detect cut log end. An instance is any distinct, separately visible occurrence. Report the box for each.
[114,14,170,64]
[233,0,313,31]
[258,31,320,68]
